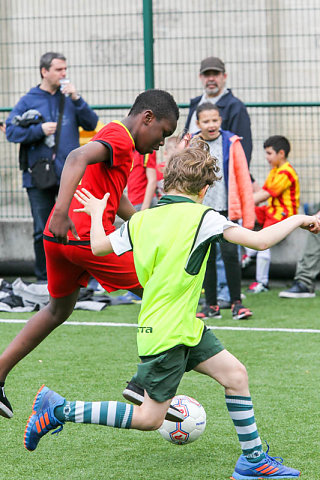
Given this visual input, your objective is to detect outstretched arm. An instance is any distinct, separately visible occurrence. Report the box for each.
[224,214,320,250]
[49,141,109,243]
[73,188,114,256]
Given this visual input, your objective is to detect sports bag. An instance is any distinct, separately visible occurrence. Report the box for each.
[29,157,58,189]
[29,93,65,190]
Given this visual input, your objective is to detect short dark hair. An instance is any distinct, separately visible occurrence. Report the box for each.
[129,89,179,121]
[40,52,66,78]
[196,102,220,120]
[263,135,291,157]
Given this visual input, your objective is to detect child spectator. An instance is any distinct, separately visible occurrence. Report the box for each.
[195,103,254,320]
[155,136,180,199]
[242,135,300,293]
[127,150,157,211]
[23,141,317,478]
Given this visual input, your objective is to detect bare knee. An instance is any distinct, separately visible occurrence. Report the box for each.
[131,406,164,431]
[44,303,70,325]
[46,290,79,324]
[141,419,163,431]
[224,362,249,395]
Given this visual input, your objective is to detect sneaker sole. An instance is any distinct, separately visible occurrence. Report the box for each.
[231,474,300,479]
[233,312,253,320]
[0,401,13,418]
[279,292,315,298]
[122,388,185,422]
[247,290,269,294]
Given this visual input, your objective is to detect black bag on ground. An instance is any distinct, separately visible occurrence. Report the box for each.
[29,158,58,189]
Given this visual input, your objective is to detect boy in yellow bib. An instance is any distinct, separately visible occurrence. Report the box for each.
[24,142,318,478]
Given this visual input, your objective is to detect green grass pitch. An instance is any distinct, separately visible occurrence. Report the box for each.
[0,287,319,479]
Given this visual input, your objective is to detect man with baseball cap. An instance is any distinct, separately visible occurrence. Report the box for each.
[185,56,252,165]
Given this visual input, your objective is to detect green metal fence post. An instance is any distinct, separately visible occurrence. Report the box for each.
[143,0,154,89]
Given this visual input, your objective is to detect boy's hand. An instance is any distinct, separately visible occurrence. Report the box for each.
[178,133,192,150]
[49,211,80,244]
[301,214,320,233]
[73,188,110,216]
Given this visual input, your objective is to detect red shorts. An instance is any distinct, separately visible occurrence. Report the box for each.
[255,205,282,228]
[44,239,140,298]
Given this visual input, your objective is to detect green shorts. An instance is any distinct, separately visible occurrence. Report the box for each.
[131,327,224,403]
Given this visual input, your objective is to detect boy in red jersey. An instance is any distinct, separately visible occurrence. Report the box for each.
[0,89,179,420]
[242,135,300,293]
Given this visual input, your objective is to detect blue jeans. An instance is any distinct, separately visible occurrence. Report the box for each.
[27,186,58,281]
[216,243,231,302]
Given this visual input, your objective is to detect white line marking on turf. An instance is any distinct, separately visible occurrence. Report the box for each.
[1,318,320,333]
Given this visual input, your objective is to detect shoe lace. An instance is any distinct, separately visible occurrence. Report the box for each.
[264,441,284,466]
[51,424,64,436]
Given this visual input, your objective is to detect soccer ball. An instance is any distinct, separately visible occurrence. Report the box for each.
[158,395,206,445]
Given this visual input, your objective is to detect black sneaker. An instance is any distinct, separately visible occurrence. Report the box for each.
[279,280,315,298]
[196,305,222,319]
[0,383,13,418]
[231,301,253,320]
[122,381,185,422]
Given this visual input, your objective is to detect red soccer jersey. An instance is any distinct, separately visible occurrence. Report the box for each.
[127,150,157,205]
[45,120,135,240]
[262,160,300,221]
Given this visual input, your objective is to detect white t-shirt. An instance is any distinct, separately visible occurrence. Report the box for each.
[202,134,228,212]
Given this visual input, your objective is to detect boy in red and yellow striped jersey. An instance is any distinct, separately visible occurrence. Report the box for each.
[243,135,300,293]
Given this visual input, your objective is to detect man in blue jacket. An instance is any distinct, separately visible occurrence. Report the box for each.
[184,56,252,166]
[6,52,98,282]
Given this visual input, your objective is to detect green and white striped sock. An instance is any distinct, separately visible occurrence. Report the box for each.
[55,400,133,429]
[225,395,264,462]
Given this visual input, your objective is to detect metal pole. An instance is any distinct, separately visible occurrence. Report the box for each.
[143,0,154,89]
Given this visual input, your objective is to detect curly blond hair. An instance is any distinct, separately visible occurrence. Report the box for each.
[163,138,220,195]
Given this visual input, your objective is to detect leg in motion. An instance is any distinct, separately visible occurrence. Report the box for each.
[0,289,79,419]
[24,385,170,451]
[194,349,300,478]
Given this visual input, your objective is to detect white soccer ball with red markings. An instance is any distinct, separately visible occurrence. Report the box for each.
[158,395,206,445]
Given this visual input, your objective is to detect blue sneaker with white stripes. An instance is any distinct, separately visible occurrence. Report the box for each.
[24,385,65,451]
[231,445,300,478]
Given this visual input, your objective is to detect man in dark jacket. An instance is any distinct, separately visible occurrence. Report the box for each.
[185,56,252,165]
[6,52,98,281]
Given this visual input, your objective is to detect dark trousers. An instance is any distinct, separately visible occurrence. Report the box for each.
[203,212,241,305]
[27,186,59,281]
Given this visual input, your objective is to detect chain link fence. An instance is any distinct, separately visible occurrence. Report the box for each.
[1,0,320,218]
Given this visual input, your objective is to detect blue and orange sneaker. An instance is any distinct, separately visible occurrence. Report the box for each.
[231,445,300,479]
[24,385,65,451]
